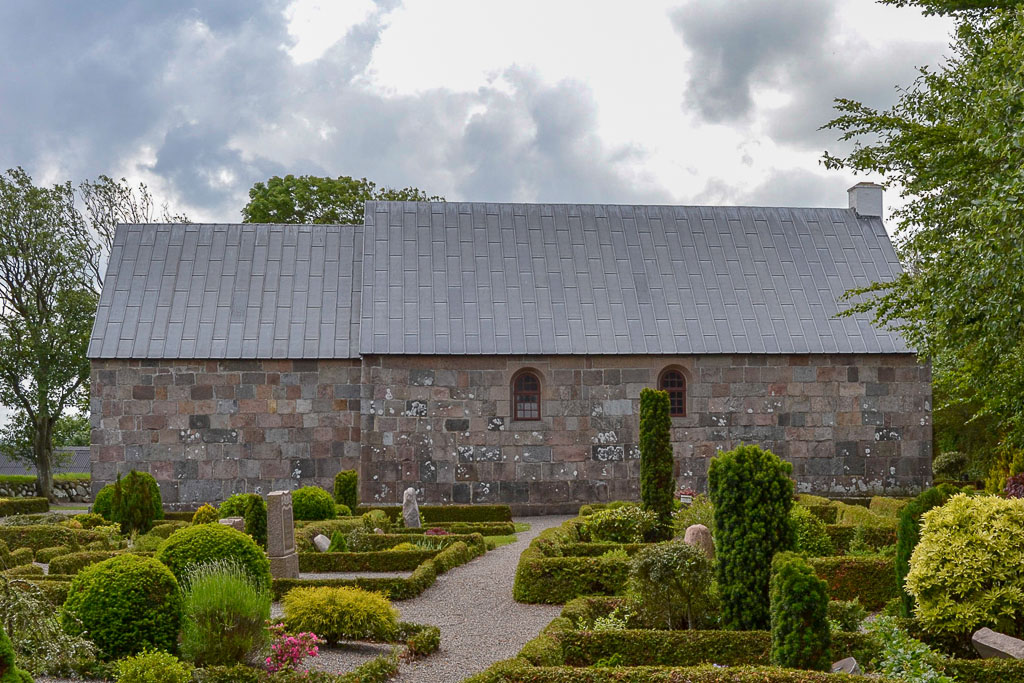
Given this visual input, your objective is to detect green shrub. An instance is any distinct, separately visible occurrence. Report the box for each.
[180,559,271,667]
[627,540,715,629]
[770,551,830,671]
[397,621,441,658]
[326,531,348,553]
[827,599,867,632]
[156,523,271,590]
[673,494,714,535]
[834,502,894,529]
[0,498,48,517]
[336,504,352,516]
[112,471,163,534]
[282,586,398,644]
[0,622,33,683]
[292,486,336,521]
[865,616,952,683]
[190,505,219,525]
[217,494,267,548]
[115,650,192,683]
[34,546,72,564]
[74,513,107,529]
[334,470,358,509]
[709,444,794,630]
[789,505,833,557]
[869,497,909,519]
[92,484,117,522]
[932,451,968,481]
[808,556,897,610]
[895,484,959,617]
[61,554,182,659]
[132,532,164,553]
[0,525,72,552]
[582,506,658,544]
[1,565,43,578]
[49,550,121,576]
[824,524,896,554]
[907,493,1024,638]
[0,575,96,676]
[6,549,32,568]
[149,521,190,539]
[639,388,674,530]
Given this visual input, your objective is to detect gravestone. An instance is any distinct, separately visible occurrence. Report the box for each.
[218,517,245,532]
[403,487,421,529]
[973,627,1024,659]
[313,534,331,553]
[831,657,861,674]
[267,490,299,578]
[683,524,715,560]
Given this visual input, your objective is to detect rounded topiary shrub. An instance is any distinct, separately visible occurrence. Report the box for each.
[115,650,192,683]
[218,493,268,548]
[770,551,830,671]
[709,444,794,631]
[790,504,834,557]
[191,504,220,525]
[156,523,271,590]
[628,540,715,629]
[282,586,398,644]
[895,483,960,617]
[291,486,336,521]
[60,554,182,660]
[91,484,117,522]
[906,493,1024,638]
[333,469,358,510]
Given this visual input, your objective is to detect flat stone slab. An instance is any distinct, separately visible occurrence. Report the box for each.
[832,657,861,674]
[973,627,1024,659]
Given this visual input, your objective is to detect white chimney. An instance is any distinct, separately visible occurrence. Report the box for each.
[848,182,883,218]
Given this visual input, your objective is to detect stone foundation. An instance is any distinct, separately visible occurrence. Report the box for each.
[0,479,91,502]
[91,353,932,509]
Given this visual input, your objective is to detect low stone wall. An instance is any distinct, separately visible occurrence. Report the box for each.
[0,479,91,502]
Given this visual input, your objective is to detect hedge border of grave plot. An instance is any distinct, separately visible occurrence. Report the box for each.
[47,550,123,575]
[513,545,630,604]
[0,524,111,552]
[7,577,72,605]
[463,661,880,683]
[273,539,483,600]
[824,525,896,553]
[807,556,897,610]
[557,630,878,668]
[162,511,196,522]
[404,522,517,536]
[351,532,487,555]
[298,549,439,572]
[355,504,513,523]
[0,497,49,516]
[942,659,1024,682]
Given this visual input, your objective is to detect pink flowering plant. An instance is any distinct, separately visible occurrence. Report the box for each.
[424,527,449,536]
[265,622,324,673]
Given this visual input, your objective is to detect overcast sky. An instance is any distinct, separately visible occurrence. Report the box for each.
[0,0,955,223]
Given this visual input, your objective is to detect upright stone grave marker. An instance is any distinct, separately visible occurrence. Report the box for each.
[267,490,299,579]
[403,487,421,529]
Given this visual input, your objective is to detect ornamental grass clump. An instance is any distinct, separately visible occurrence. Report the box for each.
[770,551,830,671]
[906,493,1024,638]
[179,559,271,667]
[282,586,398,645]
[708,444,794,630]
[627,540,715,630]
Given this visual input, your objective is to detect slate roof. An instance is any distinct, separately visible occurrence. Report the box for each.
[88,202,911,359]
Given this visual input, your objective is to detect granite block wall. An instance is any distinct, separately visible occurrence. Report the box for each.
[359,354,932,507]
[91,353,932,511]
[90,359,361,509]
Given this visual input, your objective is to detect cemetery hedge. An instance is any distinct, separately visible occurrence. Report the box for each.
[354,504,512,523]
[0,497,49,516]
[48,550,122,576]
[298,549,438,573]
[0,525,106,552]
[464,662,880,683]
[807,557,897,610]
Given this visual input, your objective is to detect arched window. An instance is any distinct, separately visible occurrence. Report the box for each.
[512,371,541,421]
[659,369,687,417]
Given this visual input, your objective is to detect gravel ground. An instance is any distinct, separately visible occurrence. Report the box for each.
[392,515,570,683]
[37,515,571,683]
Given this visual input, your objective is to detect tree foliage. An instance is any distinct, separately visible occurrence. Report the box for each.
[823,7,1024,470]
[708,444,795,630]
[639,388,674,528]
[241,174,442,225]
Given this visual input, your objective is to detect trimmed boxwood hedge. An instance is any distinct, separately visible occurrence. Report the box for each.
[513,545,630,604]
[824,525,896,553]
[274,539,482,600]
[355,504,512,523]
[807,556,896,610]
[298,549,438,573]
[942,659,1024,682]
[8,547,34,567]
[48,550,122,575]
[801,504,838,524]
[351,532,487,555]
[556,630,876,668]
[162,511,196,522]
[404,522,517,536]
[0,497,49,516]
[0,525,106,552]
[464,662,879,683]
[10,577,71,605]
[34,545,73,563]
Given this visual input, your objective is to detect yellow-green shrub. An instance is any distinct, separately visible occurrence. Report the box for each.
[834,503,894,529]
[282,586,398,644]
[190,505,219,525]
[907,493,1024,637]
[115,649,193,683]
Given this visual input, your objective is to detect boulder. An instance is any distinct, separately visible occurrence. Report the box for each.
[831,657,860,674]
[403,487,421,529]
[683,524,715,560]
[973,627,1024,659]
[313,534,331,553]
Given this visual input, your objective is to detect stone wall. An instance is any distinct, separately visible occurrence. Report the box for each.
[90,359,361,509]
[91,353,932,511]
[359,354,932,508]
[0,479,91,502]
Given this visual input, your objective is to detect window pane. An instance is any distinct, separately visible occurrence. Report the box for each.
[516,394,539,420]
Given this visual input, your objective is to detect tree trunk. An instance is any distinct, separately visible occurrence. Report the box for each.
[34,415,57,503]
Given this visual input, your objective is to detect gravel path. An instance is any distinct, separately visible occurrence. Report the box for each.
[392,515,571,683]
